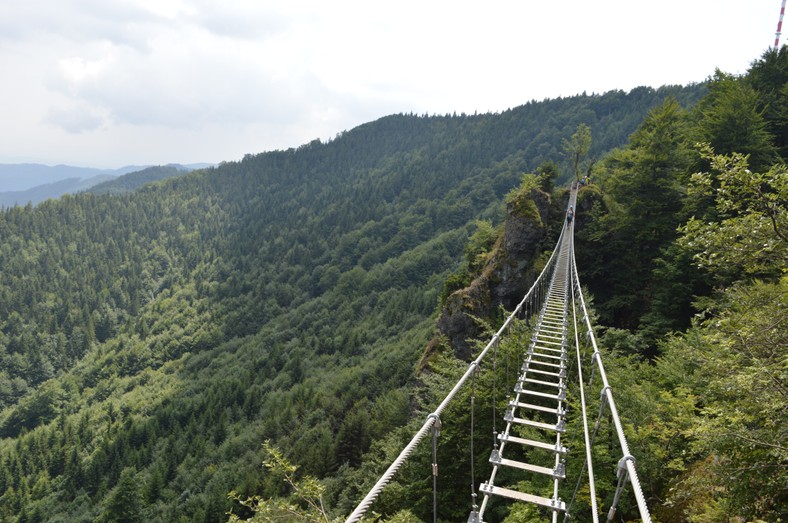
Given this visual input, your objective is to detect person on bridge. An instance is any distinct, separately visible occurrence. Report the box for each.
[567,205,574,224]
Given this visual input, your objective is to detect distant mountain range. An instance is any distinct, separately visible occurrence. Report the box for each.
[0,163,212,207]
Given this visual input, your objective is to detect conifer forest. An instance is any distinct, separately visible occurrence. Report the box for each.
[0,48,786,522]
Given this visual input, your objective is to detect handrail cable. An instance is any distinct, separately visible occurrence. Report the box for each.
[346,185,653,522]
[478,219,573,521]
[469,365,480,518]
[565,223,599,522]
[344,224,567,523]
[570,236,652,522]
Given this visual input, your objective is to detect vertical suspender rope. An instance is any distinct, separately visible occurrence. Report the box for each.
[571,247,652,523]
[492,336,498,448]
[431,416,441,523]
[470,365,479,518]
[565,233,599,522]
[345,227,566,523]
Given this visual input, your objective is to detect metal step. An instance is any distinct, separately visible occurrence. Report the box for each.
[497,432,568,454]
[520,377,564,389]
[531,344,563,354]
[537,327,565,337]
[523,358,564,370]
[536,338,564,347]
[527,350,566,362]
[505,408,567,432]
[535,333,564,342]
[508,399,565,416]
[514,384,566,401]
[489,450,566,478]
[523,367,564,379]
[479,483,566,511]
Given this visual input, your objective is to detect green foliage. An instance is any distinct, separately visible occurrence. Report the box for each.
[503,174,543,224]
[609,278,788,522]
[464,220,499,272]
[562,123,592,182]
[0,80,739,523]
[679,145,787,280]
[693,70,778,172]
[745,45,788,160]
[102,467,144,523]
[228,441,333,523]
[534,161,560,193]
[87,166,190,196]
[576,97,696,336]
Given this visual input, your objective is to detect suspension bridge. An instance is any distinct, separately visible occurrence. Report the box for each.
[345,187,652,522]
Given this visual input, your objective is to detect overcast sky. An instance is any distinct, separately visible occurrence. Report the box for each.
[0,0,781,168]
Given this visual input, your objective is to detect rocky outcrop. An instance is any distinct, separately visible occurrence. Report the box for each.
[435,186,554,361]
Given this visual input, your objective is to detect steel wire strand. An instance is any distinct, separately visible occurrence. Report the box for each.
[562,233,599,522]
[470,367,480,517]
[480,223,573,522]
[570,246,652,523]
[345,226,567,523]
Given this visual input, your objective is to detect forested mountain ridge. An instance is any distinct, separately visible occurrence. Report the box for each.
[407,48,786,522]
[0,84,705,412]
[0,83,706,522]
[0,177,116,208]
[0,52,780,523]
[0,164,206,207]
[86,165,198,196]
[225,48,785,522]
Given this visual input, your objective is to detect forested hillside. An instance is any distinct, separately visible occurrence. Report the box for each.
[384,47,785,522]
[86,165,194,196]
[0,47,782,523]
[0,83,704,522]
[222,47,785,523]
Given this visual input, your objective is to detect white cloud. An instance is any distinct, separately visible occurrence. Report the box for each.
[45,101,107,133]
[0,0,780,166]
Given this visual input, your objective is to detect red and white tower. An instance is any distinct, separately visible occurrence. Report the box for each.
[777,0,787,47]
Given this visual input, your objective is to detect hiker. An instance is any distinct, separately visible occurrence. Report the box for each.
[567,205,574,224]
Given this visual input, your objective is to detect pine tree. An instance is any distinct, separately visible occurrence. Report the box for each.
[102,467,144,523]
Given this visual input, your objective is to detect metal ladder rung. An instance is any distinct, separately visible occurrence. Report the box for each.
[537,328,565,336]
[536,338,564,346]
[523,358,564,370]
[489,453,565,479]
[509,400,565,416]
[532,344,563,354]
[520,377,564,389]
[497,432,568,454]
[479,483,566,511]
[524,367,563,378]
[514,384,566,401]
[505,410,566,432]
[528,351,565,361]
[535,333,564,341]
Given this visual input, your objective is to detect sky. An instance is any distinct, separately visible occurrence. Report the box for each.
[0,0,782,168]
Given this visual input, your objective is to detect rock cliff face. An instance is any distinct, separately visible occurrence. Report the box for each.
[436,187,555,360]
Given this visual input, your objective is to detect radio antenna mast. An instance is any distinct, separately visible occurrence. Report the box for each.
[777,0,787,47]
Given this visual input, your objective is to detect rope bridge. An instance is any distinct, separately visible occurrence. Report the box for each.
[345,188,651,523]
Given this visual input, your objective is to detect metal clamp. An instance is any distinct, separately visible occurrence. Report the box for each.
[617,454,635,478]
[599,385,612,402]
